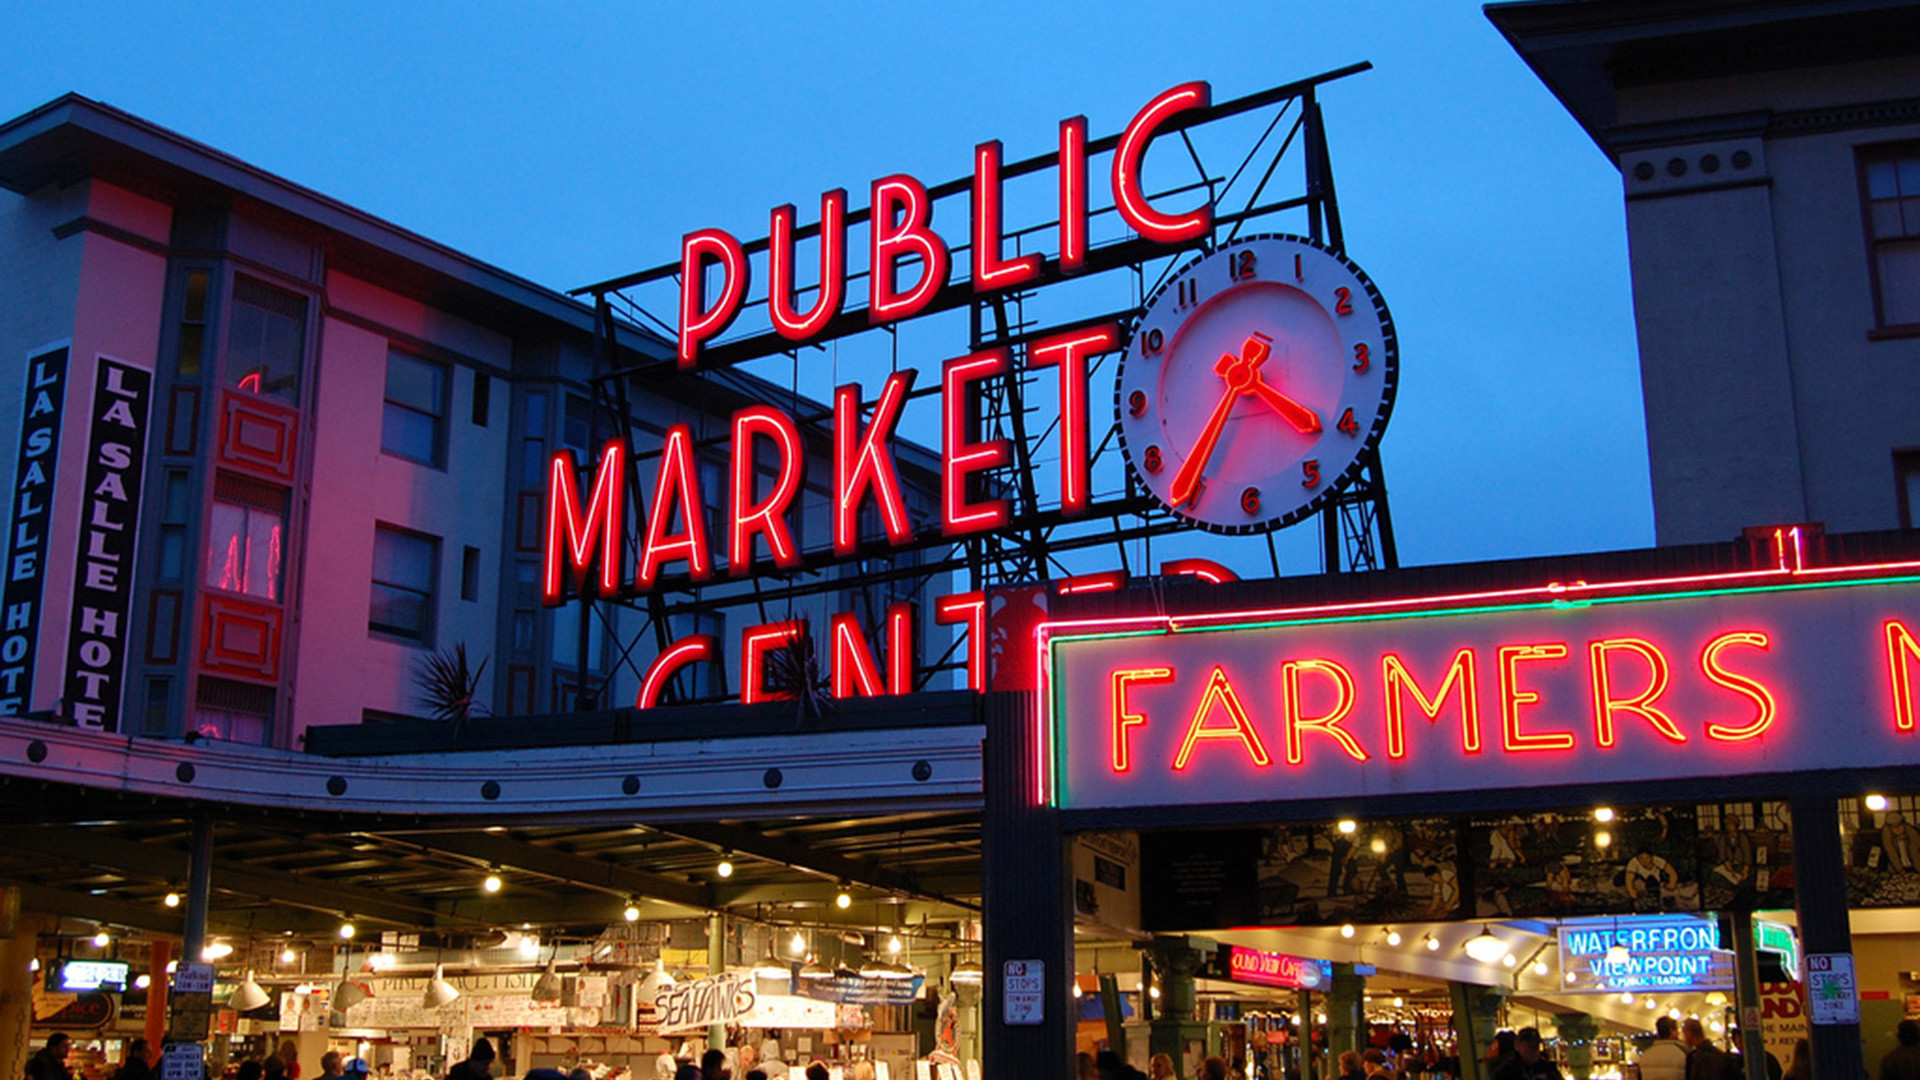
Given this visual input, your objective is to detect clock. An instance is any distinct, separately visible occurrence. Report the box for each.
[1116,234,1397,534]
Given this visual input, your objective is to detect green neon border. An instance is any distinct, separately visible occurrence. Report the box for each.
[1044,571,1920,807]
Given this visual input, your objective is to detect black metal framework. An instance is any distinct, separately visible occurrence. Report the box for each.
[564,64,1397,708]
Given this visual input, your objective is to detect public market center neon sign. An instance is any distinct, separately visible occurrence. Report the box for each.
[1039,549,1920,808]
[545,83,1221,705]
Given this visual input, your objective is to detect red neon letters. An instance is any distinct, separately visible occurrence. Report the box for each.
[972,141,1041,292]
[1093,629,1793,776]
[543,440,625,602]
[935,591,987,692]
[769,191,847,340]
[678,229,748,369]
[1027,323,1117,516]
[870,175,950,324]
[639,635,716,709]
[673,82,1213,364]
[728,405,805,575]
[1112,82,1213,244]
[637,424,713,588]
[943,351,1012,535]
[834,372,917,556]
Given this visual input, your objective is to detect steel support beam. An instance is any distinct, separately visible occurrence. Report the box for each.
[365,830,711,911]
[651,821,978,911]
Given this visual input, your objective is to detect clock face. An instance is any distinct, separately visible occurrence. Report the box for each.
[1116,234,1397,534]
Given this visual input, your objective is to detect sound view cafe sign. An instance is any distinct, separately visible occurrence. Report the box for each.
[548,80,1401,708]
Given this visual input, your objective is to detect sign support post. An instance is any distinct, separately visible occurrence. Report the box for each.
[1789,797,1863,1080]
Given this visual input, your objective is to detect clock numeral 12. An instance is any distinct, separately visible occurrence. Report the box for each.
[1229,249,1257,281]
[1302,459,1320,487]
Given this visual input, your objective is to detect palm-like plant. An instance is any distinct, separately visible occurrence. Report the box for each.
[764,631,829,724]
[415,643,489,732]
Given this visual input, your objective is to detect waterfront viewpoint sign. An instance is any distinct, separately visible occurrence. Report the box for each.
[1041,545,1920,809]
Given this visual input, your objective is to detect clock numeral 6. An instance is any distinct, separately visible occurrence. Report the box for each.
[1142,327,1164,356]
[1337,408,1358,437]
[1302,459,1320,487]
[1334,287,1353,316]
[1229,249,1257,281]
[1128,389,1149,418]
[1240,487,1261,515]
[1143,445,1163,473]
[1352,343,1370,373]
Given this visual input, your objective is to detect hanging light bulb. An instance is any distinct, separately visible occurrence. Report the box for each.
[232,970,271,1012]
[1463,928,1507,964]
[201,942,233,961]
[1594,806,1616,823]
[280,947,298,965]
[1501,953,1517,968]
[134,974,150,990]
[424,965,461,1008]
[1385,928,1402,947]
[1621,991,1636,1004]
[623,900,641,922]
[483,871,503,894]
[836,885,852,909]
[163,892,181,909]
[1424,934,1439,952]
[1339,924,1356,939]
[92,930,111,948]
[1867,794,1890,812]
[1150,985,1161,1000]
[888,935,902,956]
[717,852,735,879]
[1072,982,1083,999]
[338,921,357,940]
[518,934,541,959]
[1532,959,1550,977]
[1337,820,1358,835]
[791,931,807,956]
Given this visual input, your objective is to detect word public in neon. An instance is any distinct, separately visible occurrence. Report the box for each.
[677,83,1212,368]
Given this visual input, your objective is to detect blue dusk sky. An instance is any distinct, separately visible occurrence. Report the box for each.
[0,1,1651,574]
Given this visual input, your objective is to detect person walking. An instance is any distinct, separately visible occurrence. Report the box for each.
[113,1040,156,1080]
[1639,1017,1688,1080]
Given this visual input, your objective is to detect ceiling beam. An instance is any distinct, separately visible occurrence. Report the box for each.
[652,822,978,911]
[364,831,711,911]
[7,826,465,929]
[11,884,341,937]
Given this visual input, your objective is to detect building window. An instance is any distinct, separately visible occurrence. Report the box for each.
[205,475,286,601]
[1866,148,1920,329]
[383,351,446,465]
[193,675,273,745]
[226,275,306,405]
[371,525,438,642]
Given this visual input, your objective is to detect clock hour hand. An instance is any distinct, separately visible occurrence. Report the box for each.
[1246,377,1321,433]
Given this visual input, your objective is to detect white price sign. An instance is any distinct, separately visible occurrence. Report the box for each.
[173,962,215,995]
[1002,960,1044,1026]
[1806,953,1859,1025]
[161,1043,204,1080]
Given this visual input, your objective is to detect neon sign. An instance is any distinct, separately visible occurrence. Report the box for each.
[1557,915,1732,993]
[1220,947,1329,991]
[1040,552,1920,810]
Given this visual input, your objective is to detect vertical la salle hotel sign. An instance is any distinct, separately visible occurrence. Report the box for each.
[0,346,67,714]
[63,357,152,731]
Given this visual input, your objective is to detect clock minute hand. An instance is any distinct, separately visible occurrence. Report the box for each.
[1170,381,1240,508]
